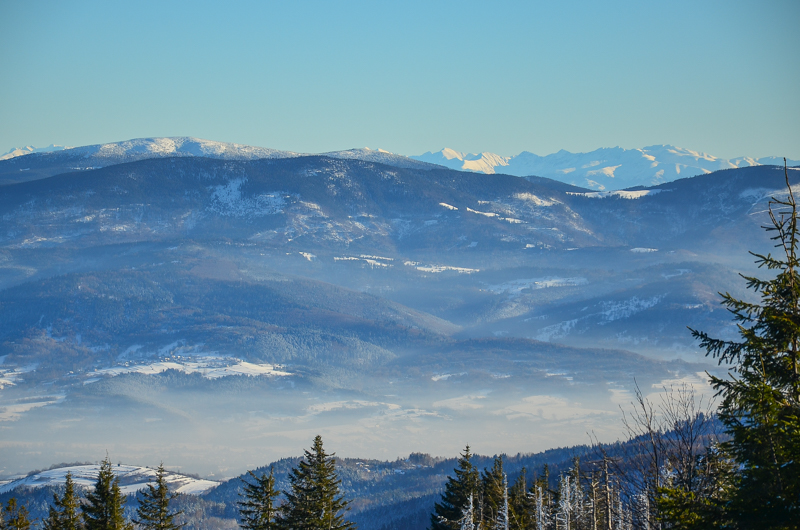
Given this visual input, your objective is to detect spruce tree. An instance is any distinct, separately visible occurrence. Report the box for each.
[480,457,505,530]
[135,464,183,530]
[83,457,133,530]
[238,467,279,530]
[276,435,355,530]
[691,163,800,528]
[2,499,31,530]
[45,472,85,530]
[508,469,534,530]
[430,445,479,530]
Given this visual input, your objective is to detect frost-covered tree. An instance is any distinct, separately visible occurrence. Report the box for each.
[495,474,509,530]
[533,485,548,530]
[457,493,475,530]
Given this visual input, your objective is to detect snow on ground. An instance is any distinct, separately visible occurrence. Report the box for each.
[0,395,65,422]
[485,277,587,296]
[88,356,291,381]
[0,364,38,389]
[599,295,664,322]
[411,263,480,274]
[0,465,219,495]
[333,255,392,268]
[431,372,467,382]
[513,192,557,207]
[466,207,499,218]
[568,189,664,199]
[206,179,286,217]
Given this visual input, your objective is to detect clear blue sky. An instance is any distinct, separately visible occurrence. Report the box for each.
[1,0,798,158]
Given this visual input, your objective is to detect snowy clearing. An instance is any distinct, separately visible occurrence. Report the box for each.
[568,189,664,199]
[0,465,219,495]
[485,277,587,296]
[89,357,291,381]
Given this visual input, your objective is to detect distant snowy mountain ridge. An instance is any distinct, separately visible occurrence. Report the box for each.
[0,464,219,495]
[412,146,800,190]
[2,137,299,162]
[3,137,797,190]
[0,144,72,160]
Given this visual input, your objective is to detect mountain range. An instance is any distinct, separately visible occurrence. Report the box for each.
[412,146,799,190]
[2,137,796,189]
[0,136,797,482]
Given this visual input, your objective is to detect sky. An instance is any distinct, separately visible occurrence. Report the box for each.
[1,0,798,159]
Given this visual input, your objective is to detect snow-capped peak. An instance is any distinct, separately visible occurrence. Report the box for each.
[411,146,800,190]
[0,144,72,160]
[414,149,511,174]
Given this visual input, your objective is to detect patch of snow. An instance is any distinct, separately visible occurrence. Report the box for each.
[0,394,64,422]
[0,364,38,389]
[485,277,587,297]
[630,247,658,253]
[413,264,480,274]
[88,356,291,381]
[207,179,285,217]
[514,192,558,207]
[431,372,467,382]
[568,189,664,199]
[535,319,578,341]
[466,207,499,218]
[599,295,664,322]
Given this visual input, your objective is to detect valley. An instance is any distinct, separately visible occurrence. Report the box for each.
[0,142,796,478]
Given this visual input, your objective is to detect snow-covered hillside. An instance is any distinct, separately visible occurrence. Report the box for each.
[322,147,436,170]
[0,138,436,185]
[0,138,437,168]
[55,137,298,161]
[413,146,800,190]
[0,464,219,495]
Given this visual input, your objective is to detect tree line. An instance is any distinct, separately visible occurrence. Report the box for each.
[4,435,355,530]
[428,162,800,529]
